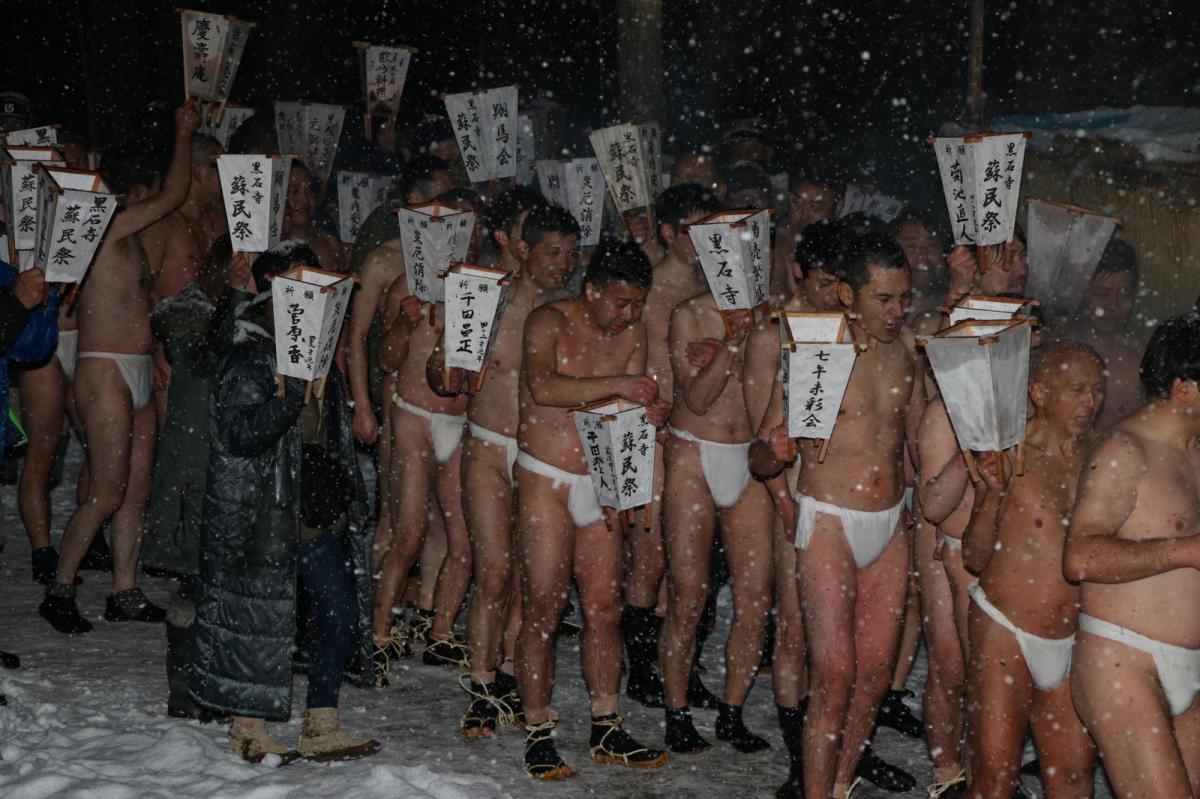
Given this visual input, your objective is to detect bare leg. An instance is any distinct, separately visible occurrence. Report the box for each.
[914,519,966,774]
[56,359,133,586]
[514,466,574,724]
[110,404,156,593]
[965,599,1035,798]
[1030,678,1096,799]
[891,569,921,691]
[429,446,471,639]
[772,517,806,708]
[833,520,909,785]
[717,481,773,706]
[1174,698,1200,795]
[17,361,66,550]
[384,405,435,622]
[800,512,861,798]
[1072,631,1191,798]
[659,436,717,710]
[625,443,665,609]
[462,438,516,679]
[418,508,447,610]
[575,515,626,715]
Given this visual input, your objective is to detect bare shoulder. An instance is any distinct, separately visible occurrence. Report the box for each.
[1081,427,1147,483]
[911,308,942,338]
[525,300,570,335]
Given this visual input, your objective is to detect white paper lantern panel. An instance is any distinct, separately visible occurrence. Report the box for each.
[687,208,772,311]
[1025,199,1120,316]
[354,43,415,120]
[933,136,978,246]
[271,266,354,386]
[589,122,661,215]
[180,9,229,101]
[200,105,255,149]
[211,16,253,103]
[573,398,656,512]
[776,312,858,442]
[2,146,65,254]
[443,263,511,375]
[216,154,292,253]
[921,320,1032,453]
[514,113,536,185]
[31,167,116,283]
[840,184,905,222]
[335,171,391,244]
[945,294,1035,327]
[397,201,475,304]
[932,132,1029,247]
[4,126,58,147]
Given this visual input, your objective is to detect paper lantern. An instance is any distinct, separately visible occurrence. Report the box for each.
[31,166,116,283]
[443,86,519,183]
[199,105,255,150]
[273,101,345,186]
[687,208,772,316]
[353,42,415,137]
[944,294,1036,327]
[1025,199,1121,315]
[4,126,58,147]
[920,319,1032,455]
[588,121,662,220]
[535,158,606,246]
[271,264,354,399]
[778,311,860,461]
[396,201,475,305]
[932,132,1029,247]
[2,145,65,258]
[840,184,905,222]
[179,8,254,123]
[335,171,392,244]
[573,398,656,516]
[216,154,292,253]
[442,263,512,390]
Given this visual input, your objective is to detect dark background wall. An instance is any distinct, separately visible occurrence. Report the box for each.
[4,0,1197,195]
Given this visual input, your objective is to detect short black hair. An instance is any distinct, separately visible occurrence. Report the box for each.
[888,208,945,241]
[1094,237,1139,289]
[484,184,545,246]
[436,186,484,214]
[253,240,320,293]
[837,231,908,290]
[722,162,772,199]
[1139,313,1200,399]
[583,237,652,291]
[654,183,721,244]
[794,220,847,278]
[226,109,277,155]
[522,203,580,248]
[397,154,449,201]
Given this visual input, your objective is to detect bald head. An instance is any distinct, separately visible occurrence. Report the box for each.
[1031,339,1104,385]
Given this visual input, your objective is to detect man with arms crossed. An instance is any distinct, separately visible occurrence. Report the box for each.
[440,203,580,736]
[959,341,1105,798]
[514,238,670,778]
[1064,313,1200,799]
[753,232,925,798]
[40,101,201,632]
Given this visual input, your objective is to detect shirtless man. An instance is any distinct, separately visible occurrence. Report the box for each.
[752,232,925,798]
[1063,239,1143,430]
[347,155,455,680]
[282,160,344,272]
[480,184,543,272]
[959,341,1105,798]
[1064,314,1200,799]
[514,238,670,778]
[621,184,721,710]
[38,101,201,634]
[671,151,726,200]
[743,221,847,797]
[658,238,776,755]
[892,210,947,323]
[430,203,580,736]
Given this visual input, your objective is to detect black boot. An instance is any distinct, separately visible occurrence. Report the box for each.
[523,720,573,780]
[494,669,524,723]
[166,622,221,722]
[857,743,917,793]
[105,587,166,623]
[776,700,807,799]
[0,650,19,670]
[876,688,924,739]
[589,713,669,768]
[408,607,434,647]
[39,582,92,634]
[664,706,710,754]
[460,676,507,738]
[31,547,59,585]
[687,663,719,709]
[716,702,770,753]
[620,605,664,708]
[79,531,113,572]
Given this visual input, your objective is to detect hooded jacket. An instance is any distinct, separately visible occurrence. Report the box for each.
[189,307,372,720]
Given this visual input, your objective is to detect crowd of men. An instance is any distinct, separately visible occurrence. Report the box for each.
[2,84,1200,799]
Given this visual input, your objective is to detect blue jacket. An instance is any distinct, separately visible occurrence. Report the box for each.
[0,261,59,461]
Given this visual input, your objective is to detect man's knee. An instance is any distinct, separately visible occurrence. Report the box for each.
[809,651,856,708]
[777,612,805,654]
[86,484,128,517]
[666,574,710,621]
[475,560,512,604]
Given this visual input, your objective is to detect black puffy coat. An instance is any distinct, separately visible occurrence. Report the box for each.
[189,317,372,720]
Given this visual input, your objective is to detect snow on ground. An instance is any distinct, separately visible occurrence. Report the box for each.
[0,439,1108,797]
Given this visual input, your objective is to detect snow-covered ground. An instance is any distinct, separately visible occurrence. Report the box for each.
[0,439,1108,797]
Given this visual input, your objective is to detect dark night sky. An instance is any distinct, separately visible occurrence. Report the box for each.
[4,0,1198,197]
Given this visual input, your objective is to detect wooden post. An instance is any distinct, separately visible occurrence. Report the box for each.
[966,0,985,128]
[616,0,664,123]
